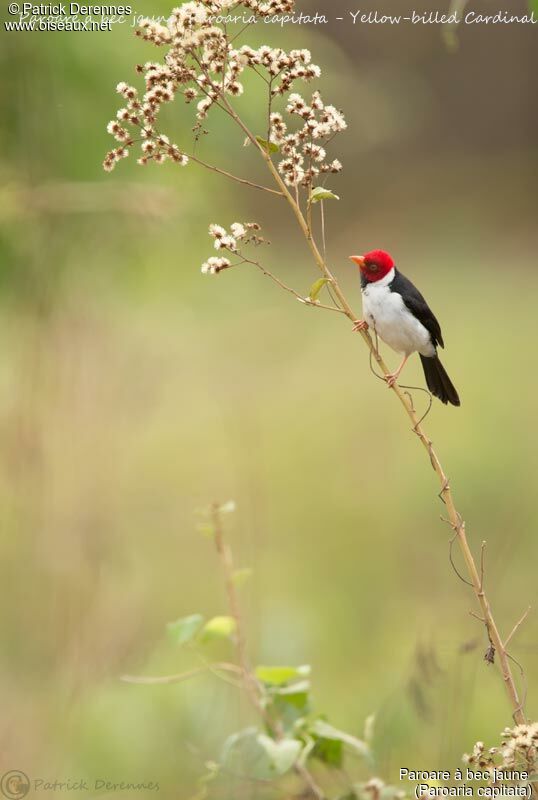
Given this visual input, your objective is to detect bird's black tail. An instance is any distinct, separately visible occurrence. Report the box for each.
[420,355,460,406]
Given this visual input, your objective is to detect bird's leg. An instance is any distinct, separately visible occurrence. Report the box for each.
[385,355,409,388]
[352,319,369,332]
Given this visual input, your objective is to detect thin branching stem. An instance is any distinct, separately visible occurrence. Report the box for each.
[505,607,532,650]
[187,153,283,196]
[211,503,263,716]
[240,256,345,314]
[120,662,242,685]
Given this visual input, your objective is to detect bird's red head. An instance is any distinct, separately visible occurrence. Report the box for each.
[349,250,395,282]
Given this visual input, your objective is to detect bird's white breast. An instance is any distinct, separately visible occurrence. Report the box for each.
[361,269,435,357]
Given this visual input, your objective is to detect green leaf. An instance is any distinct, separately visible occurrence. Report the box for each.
[256,734,302,776]
[311,720,370,760]
[255,664,311,686]
[221,727,264,778]
[221,726,258,762]
[363,713,375,744]
[232,567,253,587]
[199,615,236,643]
[530,0,538,14]
[273,679,311,696]
[308,277,330,302]
[191,761,220,800]
[221,728,301,781]
[313,734,343,766]
[297,735,316,767]
[269,683,311,732]
[255,136,279,154]
[166,614,204,646]
[310,186,340,203]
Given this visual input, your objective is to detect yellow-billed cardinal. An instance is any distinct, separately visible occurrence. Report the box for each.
[349,250,460,406]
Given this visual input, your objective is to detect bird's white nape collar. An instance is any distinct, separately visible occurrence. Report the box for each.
[376,267,395,287]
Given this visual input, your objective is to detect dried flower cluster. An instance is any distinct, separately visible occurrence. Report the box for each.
[103,0,345,194]
[200,256,232,275]
[269,89,346,186]
[103,79,189,171]
[201,221,266,274]
[355,777,405,800]
[103,0,319,169]
[231,44,320,99]
[463,722,538,774]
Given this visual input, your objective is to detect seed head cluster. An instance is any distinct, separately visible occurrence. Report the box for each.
[202,221,266,274]
[270,90,345,186]
[103,0,345,190]
[463,722,538,774]
[103,78,189,171]
[356,777,405,800]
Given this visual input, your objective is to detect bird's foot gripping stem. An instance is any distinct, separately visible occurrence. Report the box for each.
[384,355,409,389]
[352,319,369,333]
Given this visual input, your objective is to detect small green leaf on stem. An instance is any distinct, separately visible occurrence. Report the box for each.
[363,713,375,744]
[312,734,343,767]
[190,761,220,800]
[221,727,301,780]
[311,720,371,760]
[310,186,340,203]
[309,277,330,301]
[221,726,259,769]
[255,664,311,686]
[200,615,237,643]
[273,679,311,695]
[255,136,280,154]
[232,567,253,587]
[256,734,302,776]
[167,614,204,646]
[268,682,311,731]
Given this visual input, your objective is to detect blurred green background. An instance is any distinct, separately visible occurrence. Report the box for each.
[1,0,537,796]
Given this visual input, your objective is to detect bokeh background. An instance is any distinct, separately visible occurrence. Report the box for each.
[1,0,537,796]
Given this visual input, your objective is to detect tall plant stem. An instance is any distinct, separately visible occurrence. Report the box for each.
[211,503,325,799]
[211,502,263,717]
[219,96,526,726]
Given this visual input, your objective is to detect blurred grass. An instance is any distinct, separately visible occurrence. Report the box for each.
[0,1,537,796]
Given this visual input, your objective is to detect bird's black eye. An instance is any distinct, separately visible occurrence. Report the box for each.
[369,262,378,271]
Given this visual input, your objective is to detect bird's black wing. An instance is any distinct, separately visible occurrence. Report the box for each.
[390,268,444,349]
